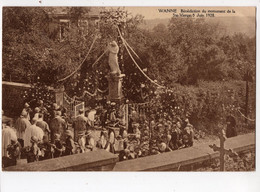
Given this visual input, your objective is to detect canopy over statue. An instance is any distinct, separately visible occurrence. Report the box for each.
[108,41,121,75]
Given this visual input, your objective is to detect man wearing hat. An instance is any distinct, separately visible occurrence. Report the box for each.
[22,102,32,121]
[50,111,67,143]
[36,113,50,140]
[15,111,31,147]
[24,118,44,147]
[72,108,89,142]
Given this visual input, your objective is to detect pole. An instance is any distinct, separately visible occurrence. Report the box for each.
[117,24,125,74]
[219,129,226,171]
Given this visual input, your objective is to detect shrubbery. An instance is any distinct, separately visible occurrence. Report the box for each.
[150,80,255,134]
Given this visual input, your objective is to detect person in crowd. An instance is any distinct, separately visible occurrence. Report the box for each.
[27,136,41,163]
[100,109,108,128]
[33,107,41,120]
[2,118,18,161]
[64,130,75,156]
[175,121,183,148]
[106,127,115,153]
[50,103,60,119]
[22,103,32,121]
[2,110,12,129]
[36,113,50,140]
[85,130,95,152]
[53,134,64,158]
[128,117,134,134]
[119,148,130,161]
[24,118,44,147]
[15,111,31,147]
[96,128,109,149]
[183,118,194,147]
[226,115,237,138]
[50,110,67,143]
[3,137,21,167]
[38,100,48,117]
[77,131,86,153]
[128,146,136,159]
[88,109,96,127]
[133,123,141,144]
[39,135,54,161]
[109,108,117,125]
[158,140,172,153]
[72,109,88,142]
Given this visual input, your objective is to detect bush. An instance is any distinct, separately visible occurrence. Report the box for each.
[150,80,255,134]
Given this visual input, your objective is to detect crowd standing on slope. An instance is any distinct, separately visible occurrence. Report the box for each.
[2,100,237,168]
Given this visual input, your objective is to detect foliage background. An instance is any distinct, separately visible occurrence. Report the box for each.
[2,7,256,133]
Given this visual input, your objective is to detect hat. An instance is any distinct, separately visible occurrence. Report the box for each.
[21,110,27,117]
[30,136,38,143]
[85,130,92,136]
[55,110,62,116]
[122,130,128,139]
[185,118,189,123]
[2,117,12,124]
[129,146,135,152]
[78,131,85,136]
[24,103,30,108]
[35,107,40,113]
[54,134,61,140]
[157,124,163,127]
[117,135,122,140]
[143,130,149,137]
[132,123,139,128]
[79,109,84,113]
[65,130,73,138]
[158,142,167,152]
[110,41,117,47]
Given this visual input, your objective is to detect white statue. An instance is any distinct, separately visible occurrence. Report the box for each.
[108,41,121,75]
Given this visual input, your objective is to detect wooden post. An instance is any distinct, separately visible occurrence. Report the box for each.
[245,71,249,124]
[125,104,129,131]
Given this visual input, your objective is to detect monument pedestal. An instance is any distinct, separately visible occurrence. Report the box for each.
[106,73,125,102]
[54,85,65,106]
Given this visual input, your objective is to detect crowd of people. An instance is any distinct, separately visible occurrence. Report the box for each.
[2,100,196,168]
[117,113,195,161]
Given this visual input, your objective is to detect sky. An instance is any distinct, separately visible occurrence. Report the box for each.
[125,7,256,19]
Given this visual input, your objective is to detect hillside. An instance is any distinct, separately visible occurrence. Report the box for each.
[139,16,255,37]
